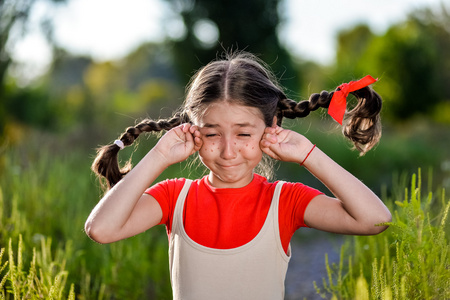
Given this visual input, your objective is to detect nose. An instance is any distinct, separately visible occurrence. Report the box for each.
[220,137,237,160]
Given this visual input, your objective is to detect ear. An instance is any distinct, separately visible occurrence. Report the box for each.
[272,116,277,127]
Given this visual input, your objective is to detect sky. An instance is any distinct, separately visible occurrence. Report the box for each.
[10,0,447,81]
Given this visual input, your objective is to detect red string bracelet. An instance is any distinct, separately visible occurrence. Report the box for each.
[300,144,316,166]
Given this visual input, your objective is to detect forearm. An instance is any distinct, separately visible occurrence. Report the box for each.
[302,146,391,232]
[260,126,391,234]
[85,148,169,238]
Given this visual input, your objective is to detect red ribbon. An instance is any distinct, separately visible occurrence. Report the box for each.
[328,75,378,125]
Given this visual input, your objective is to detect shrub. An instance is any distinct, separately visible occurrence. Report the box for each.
[0,235,75,299]
[0,139,173,299]
[315,169,450,299]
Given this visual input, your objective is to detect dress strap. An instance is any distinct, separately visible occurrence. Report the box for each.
[172,179,193,234]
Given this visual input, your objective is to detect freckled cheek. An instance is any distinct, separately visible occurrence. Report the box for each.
[239,140,262,154]
[199,139,262,155]
[199,140,219,155]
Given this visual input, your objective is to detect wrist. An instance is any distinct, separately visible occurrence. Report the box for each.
[147,147,172,169]
[299,144,316,166]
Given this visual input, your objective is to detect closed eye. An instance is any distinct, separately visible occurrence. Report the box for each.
[205,134,218,137]
[238,134,251,137]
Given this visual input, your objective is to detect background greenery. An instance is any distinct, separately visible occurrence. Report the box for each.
[1,0,449,299]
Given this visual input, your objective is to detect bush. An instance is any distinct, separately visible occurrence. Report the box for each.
[315,169,450,299]
[0,136,173,299]
[0,235,75,299]
[1,127,448,299]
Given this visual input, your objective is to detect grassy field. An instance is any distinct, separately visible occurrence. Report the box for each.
[315,169,450,299]
[0,133,174,299]
[0,120,449,299]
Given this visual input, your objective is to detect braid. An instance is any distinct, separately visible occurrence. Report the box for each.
[91,112,190,190]
[119,112,188,146]
[276,91,331,124]
[277,86,382,155]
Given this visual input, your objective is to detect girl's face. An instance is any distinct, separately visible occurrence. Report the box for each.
[195,101,267,189]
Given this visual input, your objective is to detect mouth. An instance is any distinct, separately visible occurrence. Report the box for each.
[218,163,240,168]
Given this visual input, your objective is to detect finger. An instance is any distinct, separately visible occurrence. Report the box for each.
[192,127,202,138]
[274,125,284,134]
[182,123,191,133]
[260,145,279,160]
[259,140,270,151]
[172,124,185,139]
[191,126,203,146]
[194,130,202,139]
[184,127,194,143]
[189,125,199,134]
[262,132,277,144]
[193,136,203,152]
[264,126,276,134]
[260,137,278,151]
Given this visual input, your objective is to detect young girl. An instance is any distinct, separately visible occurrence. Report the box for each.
[85,52,391,299]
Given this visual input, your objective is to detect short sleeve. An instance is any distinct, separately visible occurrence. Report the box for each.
[145,178,186,229]
[280,182,323,230]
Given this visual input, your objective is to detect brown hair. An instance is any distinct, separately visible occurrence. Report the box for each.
[92,51,382,189]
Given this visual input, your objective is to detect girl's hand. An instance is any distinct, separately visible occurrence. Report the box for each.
[260,125,313,163]
[153,123,203,166]
[85,123,202,244]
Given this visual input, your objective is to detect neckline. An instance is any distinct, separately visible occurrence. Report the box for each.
[176,179,278,255]
[202,173,265,194]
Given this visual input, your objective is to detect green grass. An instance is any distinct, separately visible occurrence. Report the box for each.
[0,234,75,299]
[0,137,174,299]
[0,122,449,299]
[315,169,450,299]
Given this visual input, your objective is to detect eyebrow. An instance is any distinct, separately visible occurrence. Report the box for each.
[203,122,257,128]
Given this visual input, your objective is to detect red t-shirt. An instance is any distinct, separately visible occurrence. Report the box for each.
[145,174,322,254]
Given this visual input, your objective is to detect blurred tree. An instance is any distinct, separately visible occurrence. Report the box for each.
[121,43,179,89]
[335,24,375,81]
[334,5,450,121]
[363,19,440,120]
[419,5,450,124]
[39,42,183,139]
[119,43,184,120]
[162,0,298,93]
[0,0,66,140]
[49,48,92,93]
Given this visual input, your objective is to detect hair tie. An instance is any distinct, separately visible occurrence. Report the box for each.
[114,139,125,150]
[328,75,378,125]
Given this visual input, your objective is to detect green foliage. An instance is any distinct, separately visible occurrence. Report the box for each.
[276,118,448,196]
[2,82,62,131]
[0,136,176,299]
[0,234,75,299]
[315,169,450,299]
[163,0,298,90]
[0,123,448,299]
[1,43,183,146]
[332,6,450,122]
[0,2,448,299]
[0,0,68,140]
[335,24,375,78]
[362,20,440,120]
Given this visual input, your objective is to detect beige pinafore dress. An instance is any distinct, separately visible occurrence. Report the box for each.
[168,179,290,300]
